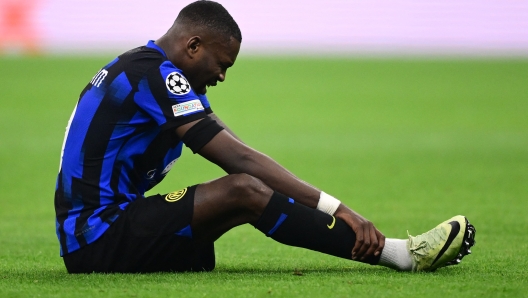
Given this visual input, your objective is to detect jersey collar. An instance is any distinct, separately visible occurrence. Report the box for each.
[146,40,167,58]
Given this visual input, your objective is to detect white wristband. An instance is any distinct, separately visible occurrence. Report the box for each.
[317,191,341,215]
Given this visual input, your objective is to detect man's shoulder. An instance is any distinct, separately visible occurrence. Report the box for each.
[117,46,166,70]
[122,45,162,58]
[100,45,170,87]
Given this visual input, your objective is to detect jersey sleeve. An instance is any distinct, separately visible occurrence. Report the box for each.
[134,61,207,131]
[197,93,213,114]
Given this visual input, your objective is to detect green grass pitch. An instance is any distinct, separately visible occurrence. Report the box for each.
[0,56,527,297]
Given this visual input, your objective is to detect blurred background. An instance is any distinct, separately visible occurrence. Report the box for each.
[1,1,528,295]
[1,0,527,56]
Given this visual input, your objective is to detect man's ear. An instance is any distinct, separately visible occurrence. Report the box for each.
[186,36,201,58]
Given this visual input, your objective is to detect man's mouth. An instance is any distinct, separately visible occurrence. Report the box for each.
[198,82,217,94]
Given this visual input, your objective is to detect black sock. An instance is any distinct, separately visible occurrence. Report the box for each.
[253,192,360,261]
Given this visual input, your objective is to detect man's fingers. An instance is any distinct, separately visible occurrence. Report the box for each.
[361,225,380,261]
[351,226,364,260]
[340,211,385,262]
[355,224,371,260]
[374,229,386,257]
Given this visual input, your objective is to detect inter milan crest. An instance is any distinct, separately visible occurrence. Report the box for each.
[165,188,187,202]
[165,72,191,95]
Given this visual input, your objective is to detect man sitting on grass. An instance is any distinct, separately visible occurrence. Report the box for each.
[55,0,476,273]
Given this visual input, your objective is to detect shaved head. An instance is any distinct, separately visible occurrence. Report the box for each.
[173,0,241,43]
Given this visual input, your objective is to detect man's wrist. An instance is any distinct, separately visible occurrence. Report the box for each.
[317,191,341,215]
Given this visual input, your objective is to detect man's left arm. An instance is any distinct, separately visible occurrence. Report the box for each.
[177,114,385,261]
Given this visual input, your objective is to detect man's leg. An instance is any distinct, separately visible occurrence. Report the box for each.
[190,173,476,272]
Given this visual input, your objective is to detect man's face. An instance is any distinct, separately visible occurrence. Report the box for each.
[185,36,240,94]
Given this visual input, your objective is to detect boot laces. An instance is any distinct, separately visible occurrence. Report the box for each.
[408,226,447,257]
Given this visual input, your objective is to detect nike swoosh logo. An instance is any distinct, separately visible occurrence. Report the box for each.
[327,216,336,229]
[432,221,461,265]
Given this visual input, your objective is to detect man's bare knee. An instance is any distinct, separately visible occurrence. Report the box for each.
[227,173,272,210]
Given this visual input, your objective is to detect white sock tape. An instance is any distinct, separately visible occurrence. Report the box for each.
[317,191,341,215]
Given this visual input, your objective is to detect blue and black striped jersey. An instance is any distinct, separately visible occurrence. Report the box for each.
[55,41,211,256]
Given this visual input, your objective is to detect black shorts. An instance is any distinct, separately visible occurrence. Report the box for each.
[63,185,215,273]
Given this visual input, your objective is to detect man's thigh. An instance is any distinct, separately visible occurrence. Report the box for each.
[63,185,215,273]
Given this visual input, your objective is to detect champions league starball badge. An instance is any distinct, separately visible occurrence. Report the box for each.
[166,72,191,95]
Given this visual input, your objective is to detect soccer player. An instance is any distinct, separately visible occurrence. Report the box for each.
[55,0,475,273]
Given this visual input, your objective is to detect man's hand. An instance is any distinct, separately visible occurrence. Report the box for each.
[334,204,385,262]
